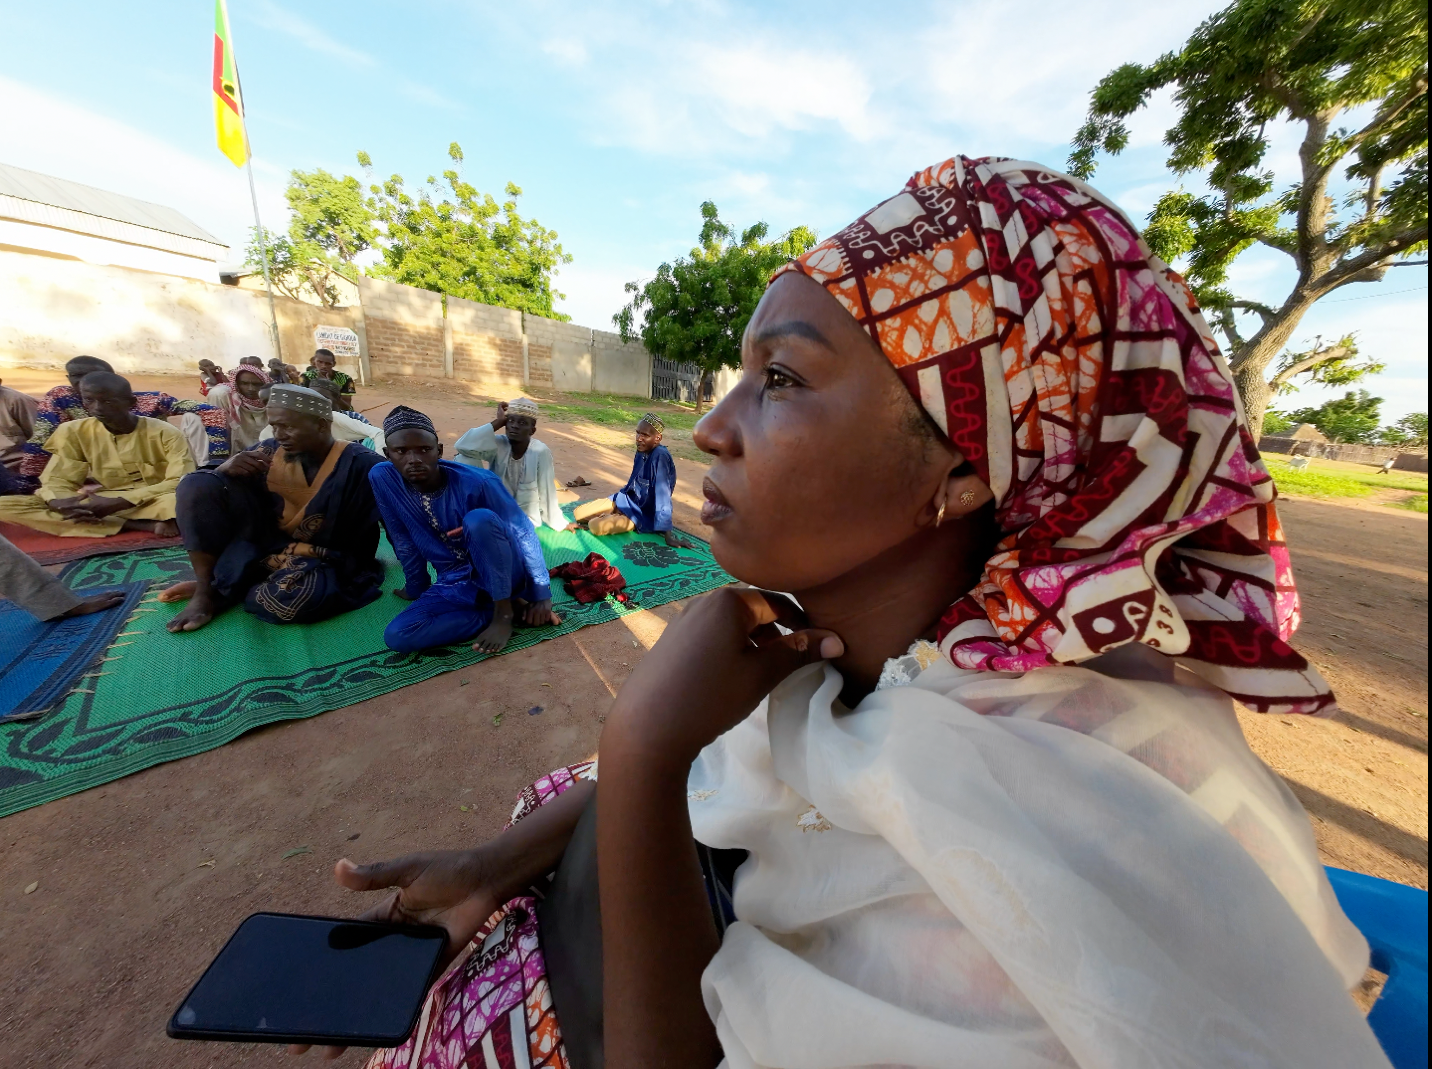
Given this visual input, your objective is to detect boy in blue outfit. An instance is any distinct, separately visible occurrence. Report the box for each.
[572,413,695,548]
[369,406,559,654]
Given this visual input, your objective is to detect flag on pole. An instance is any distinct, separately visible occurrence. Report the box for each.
[212,0,248,167]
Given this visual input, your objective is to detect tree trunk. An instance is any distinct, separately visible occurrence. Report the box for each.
[1228,298,1316,443]
[694,370,711,416]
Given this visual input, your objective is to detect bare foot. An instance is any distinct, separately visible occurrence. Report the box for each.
[167,590,216,633]
[471,612,514,654]
[120,519,179,537]
[513,598,563,627]
[58,591,126,618]
[157,581,197,603]
[664,529,696,549]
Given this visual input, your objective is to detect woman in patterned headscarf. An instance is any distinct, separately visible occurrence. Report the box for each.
[206,363,271,450]
[296,157,1385,1069]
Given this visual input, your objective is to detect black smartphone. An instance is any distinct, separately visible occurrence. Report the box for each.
[167,912,447,1047]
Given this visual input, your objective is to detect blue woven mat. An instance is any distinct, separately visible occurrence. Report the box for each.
[0,582,148,723]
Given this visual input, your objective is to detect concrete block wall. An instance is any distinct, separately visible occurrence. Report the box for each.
[592,329,653,397]
[524,315,593,392]
[449,296,523,386]
[359,276,445,379]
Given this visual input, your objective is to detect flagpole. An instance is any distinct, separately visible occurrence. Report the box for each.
[242,150,283,363]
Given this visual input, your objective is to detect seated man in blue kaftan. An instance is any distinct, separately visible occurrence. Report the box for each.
[571,412,695,548]
[370,406,561,655]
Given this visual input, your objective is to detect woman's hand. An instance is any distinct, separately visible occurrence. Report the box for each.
[287,780,596,1060]
[604,587,843,768]
[288,850,502,1060]
[334,851,503,959]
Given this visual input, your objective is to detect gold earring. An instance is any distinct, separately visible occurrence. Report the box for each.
[935,499,947,527]
[959,490,976,506]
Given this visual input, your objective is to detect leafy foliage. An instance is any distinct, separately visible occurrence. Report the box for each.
[1069,0,1428,434]
[1283,388,1385,442]
[1268,333,1384,394]
[1263,409,1296,436]
[245,145,570,318]
[244,169,377,308]
[615,202,816,391]
[361,143,572,319]
[1380,411,1429,446]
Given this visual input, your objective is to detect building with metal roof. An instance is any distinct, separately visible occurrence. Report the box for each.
[0,162,230,281]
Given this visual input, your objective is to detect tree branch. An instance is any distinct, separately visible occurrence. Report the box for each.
[1257,232,1299,258]
[1215,306,1246,351]
[1344,74,1428,154]
[1270,344,1350,388]
[1229,299,1276,325]
[1295,109,1340,277]
[1318,225,1432,292]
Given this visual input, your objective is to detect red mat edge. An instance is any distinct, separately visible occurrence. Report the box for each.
[0,520,183,566]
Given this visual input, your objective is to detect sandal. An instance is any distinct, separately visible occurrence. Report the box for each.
[565,476,592,487]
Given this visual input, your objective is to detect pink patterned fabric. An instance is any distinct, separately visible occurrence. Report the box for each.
[366,761,596,1069]
[775,155,1332,715]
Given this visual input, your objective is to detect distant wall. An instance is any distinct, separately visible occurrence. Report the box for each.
[1261,435,1429,471]
[450,297,523,387]
[358,276,445,380]
[0,248,275,374]
[0,246,655,399]
[592,329,652,396]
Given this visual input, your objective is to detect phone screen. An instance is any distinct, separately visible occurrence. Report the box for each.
[168,913,446,1045]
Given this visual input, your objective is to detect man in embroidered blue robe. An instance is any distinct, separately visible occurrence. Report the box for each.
[571,413,695,548]
[370,406,560,655]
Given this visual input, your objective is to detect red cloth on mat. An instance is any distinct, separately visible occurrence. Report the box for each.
[549,552,629,604]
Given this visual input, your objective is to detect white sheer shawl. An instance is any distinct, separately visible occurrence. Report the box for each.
[688,645,1386,1069]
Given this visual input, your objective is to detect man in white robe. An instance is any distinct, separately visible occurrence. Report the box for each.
[454,398,571,532]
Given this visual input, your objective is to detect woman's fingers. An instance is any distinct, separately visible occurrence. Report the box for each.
[758,628,844,677]
[334,854,428,894]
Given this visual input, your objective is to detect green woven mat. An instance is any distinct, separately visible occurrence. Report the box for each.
[0,521,730,818]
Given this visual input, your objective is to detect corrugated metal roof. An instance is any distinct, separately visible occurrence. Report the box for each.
[0,161,226,246]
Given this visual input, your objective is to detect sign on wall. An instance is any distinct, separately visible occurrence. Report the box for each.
[314,325,360,362]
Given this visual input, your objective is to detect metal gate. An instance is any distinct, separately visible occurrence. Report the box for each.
[651,357,713,403]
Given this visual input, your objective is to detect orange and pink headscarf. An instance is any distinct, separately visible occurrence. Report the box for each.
[775,155,1332,715]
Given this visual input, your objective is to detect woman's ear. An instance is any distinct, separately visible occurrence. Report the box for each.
[926,454,994,527]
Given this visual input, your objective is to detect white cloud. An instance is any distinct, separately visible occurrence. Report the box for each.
[249,1,376,67]
[541,39,588,65]
[551,260,647,331]
[0,74,287,265]
[395,80,463,112]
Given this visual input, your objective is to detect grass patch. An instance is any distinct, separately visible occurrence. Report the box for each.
[528,393,701,432]
[1259,454,1428,492]
[1394,493,1428,513]
[1263,462,1374,499]
[1263,459,1431,511]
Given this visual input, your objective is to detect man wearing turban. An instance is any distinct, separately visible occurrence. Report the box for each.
[454,398,570,532]
[163,384,385,632]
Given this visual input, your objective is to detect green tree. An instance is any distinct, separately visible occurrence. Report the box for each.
[1262,409,1296,436]
[615,202,816,413]
[244,169,377,308]
[1069,0,1428,439]
[1380,411,1428,446]
[360,143,572,319]
[1285,388,1384,441]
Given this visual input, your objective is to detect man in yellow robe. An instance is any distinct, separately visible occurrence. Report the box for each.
[0,372,193,537]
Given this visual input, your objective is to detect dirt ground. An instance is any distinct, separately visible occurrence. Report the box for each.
[0,370,1425,1067]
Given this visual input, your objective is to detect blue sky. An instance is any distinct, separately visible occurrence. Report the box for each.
[1,0,1425,421]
